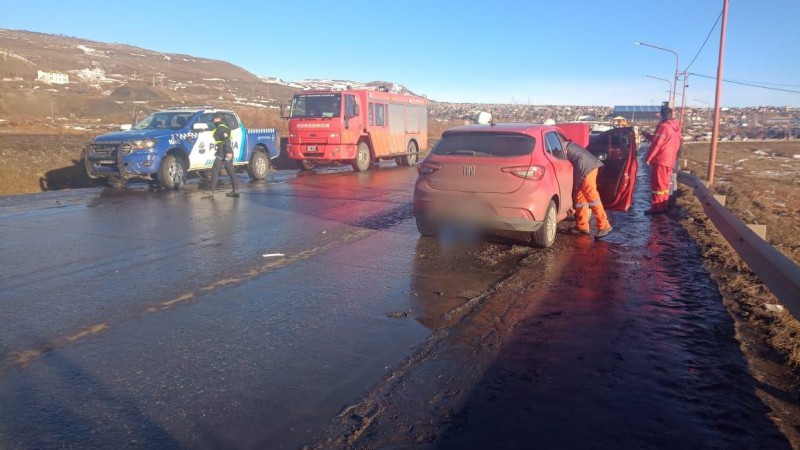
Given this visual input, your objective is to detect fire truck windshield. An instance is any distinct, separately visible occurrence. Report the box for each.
[290,93,342,118]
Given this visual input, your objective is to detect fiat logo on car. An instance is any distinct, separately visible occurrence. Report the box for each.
[463,165,476,176]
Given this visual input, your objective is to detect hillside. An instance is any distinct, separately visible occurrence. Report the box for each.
[0,29,413,128]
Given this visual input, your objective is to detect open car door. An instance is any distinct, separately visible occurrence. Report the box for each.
[587,127,638,211]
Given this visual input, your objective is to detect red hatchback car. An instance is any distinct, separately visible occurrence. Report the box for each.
[413,122,637,247]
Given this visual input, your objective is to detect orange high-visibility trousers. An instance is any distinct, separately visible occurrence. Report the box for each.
[574,168,610,232]
[650,164,672,213]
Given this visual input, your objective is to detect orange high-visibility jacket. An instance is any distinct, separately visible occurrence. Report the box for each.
[646,119,682,167]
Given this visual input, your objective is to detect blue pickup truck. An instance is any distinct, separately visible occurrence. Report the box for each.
[84,106,280,189]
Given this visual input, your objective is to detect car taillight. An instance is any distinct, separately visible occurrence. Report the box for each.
[417,163,441,175]
[501,165,545,180]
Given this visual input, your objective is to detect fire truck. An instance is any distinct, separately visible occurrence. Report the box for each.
[285,88,428,171]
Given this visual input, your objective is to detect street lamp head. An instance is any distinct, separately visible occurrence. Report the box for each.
[634,41,642,45]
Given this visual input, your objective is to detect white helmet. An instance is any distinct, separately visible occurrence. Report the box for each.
[474,111,493,125]
[543,119,556,125]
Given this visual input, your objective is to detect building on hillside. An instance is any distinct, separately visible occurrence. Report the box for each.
[611,105,661,122]
[37,70,69,84]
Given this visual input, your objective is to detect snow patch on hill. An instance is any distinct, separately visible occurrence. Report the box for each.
[77,45,108,58]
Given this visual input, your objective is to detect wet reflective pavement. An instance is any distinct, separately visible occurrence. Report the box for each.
[0,158,793,449]
[0,164,525,449]
[304,155,794,449]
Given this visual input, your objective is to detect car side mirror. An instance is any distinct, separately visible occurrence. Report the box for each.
[119,124,132,131]
[193,123,209,131]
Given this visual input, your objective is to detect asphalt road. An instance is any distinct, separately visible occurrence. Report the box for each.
[0,164,525,449]
[0,160,794,449]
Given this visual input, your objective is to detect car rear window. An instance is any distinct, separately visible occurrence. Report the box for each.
[431,132,535,157]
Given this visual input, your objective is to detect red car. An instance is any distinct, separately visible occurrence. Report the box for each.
[413,122,637,247]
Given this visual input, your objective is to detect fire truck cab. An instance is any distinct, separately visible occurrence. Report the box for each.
[285,88,428,172]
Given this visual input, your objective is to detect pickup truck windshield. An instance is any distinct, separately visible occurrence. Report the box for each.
[133,112,194,130]
[290,94,342,118]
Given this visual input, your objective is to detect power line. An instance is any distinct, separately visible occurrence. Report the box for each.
[689,73,800,94]
[685,11,722,72]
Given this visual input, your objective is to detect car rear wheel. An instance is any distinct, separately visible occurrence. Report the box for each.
[532,200,557,248]
[352,142,371,172]
[415,216,436,237]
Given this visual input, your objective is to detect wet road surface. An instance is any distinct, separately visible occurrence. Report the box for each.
[0,158,794,449]
[304,156,795,449]
[0,164,525,449]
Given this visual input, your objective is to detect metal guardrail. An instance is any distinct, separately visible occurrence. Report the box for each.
[678,171,800,320]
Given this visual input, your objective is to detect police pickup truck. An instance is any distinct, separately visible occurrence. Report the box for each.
[83,106,280,189]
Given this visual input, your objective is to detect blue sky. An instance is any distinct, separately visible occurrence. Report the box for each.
[2,0,798,107]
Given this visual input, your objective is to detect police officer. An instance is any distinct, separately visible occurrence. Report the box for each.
[209,112,240,197]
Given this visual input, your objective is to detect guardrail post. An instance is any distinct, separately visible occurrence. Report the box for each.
[677,171,800,321]
[746,224,767,240]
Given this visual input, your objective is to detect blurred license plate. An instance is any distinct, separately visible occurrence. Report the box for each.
[307,146,317,152]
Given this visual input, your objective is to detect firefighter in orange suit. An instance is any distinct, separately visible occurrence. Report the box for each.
[565,141,613,238]
[643,106,682,214]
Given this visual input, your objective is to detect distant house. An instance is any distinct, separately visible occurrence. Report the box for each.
[611,106,661,122]
[37,70,69,84]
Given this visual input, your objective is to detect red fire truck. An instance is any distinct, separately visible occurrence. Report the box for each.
[285,88,428,171]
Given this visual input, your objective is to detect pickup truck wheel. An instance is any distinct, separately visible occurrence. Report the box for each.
[247,151,269,180]
[83,152,99,178]
[298,159,315,171]
[352,142,371,172]
[400,141,418,166]
[531,200,557,248]
[158,154,186,190]
[108,175,126,189]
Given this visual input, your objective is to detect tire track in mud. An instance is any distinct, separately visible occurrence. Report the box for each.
[304,248,557,449]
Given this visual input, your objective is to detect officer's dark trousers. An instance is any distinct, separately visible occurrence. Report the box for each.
[210,157,239,192]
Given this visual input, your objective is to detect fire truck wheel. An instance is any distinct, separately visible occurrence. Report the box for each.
[352,142,371,172]
[400,141,418,166]
[298,159,316,171]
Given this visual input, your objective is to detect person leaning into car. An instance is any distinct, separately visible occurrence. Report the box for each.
[564,140,613,238]
[209,112,240,197]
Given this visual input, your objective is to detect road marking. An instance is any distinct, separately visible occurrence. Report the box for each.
[2,228,374,372]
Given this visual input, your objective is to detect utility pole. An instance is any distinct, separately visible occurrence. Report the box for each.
[707,0,729,186]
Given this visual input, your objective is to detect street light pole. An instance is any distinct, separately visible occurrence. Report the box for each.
[635,41,680,109]
[645,74,672,97]
[678,72,691,128]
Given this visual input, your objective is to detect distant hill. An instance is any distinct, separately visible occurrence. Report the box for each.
[0,29,416,126]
